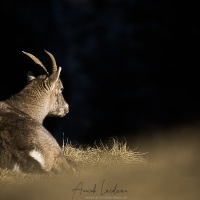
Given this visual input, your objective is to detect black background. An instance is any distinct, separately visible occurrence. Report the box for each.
[1,0,200,146]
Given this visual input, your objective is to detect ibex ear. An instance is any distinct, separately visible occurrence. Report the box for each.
[46,67,62,91]
[27,71,36,83]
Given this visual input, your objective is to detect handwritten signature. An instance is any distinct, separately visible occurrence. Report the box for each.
[72,180,128,199]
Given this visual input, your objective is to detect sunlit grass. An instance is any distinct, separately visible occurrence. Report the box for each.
[0,137,147,184]
[63,137,147,170]
[0,135,199,200]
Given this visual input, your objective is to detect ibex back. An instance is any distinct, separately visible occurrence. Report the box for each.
[0,50,72,173]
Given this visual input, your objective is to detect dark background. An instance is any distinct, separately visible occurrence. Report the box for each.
[1,0,200,146]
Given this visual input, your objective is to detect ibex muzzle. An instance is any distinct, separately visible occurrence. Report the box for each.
[0,50,72,174]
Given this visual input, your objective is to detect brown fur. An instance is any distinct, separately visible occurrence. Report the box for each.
[0,51,72,174]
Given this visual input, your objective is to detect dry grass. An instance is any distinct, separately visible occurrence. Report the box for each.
[63,137,147,170]
[0,135,200,200]
[0,138,146,184]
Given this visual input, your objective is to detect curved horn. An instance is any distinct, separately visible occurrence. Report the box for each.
[44,49,57,74]
[22,51,49,75]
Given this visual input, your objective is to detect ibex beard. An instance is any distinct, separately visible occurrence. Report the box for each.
[0,50,72,174]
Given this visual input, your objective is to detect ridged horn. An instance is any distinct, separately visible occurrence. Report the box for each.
[22,51,49,75]
[44,49,57,74]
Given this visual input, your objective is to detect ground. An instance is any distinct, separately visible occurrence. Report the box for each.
[0,136,199,200]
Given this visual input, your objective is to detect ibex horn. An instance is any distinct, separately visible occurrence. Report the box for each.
[22,51,49,75]
[44,49,57,74]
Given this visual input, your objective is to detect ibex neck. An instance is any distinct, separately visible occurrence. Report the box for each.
[6,89,49,124]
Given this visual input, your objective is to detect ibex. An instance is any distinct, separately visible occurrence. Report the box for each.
[0,50,72,174]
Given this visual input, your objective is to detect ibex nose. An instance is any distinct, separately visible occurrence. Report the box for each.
[64,103,69,114]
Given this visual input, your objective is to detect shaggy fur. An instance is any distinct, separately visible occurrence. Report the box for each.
[0,50,71,174]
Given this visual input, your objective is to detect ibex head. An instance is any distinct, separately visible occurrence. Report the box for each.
[22,50,69,118]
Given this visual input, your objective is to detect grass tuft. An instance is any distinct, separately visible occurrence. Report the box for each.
[0,137,147,185]
[63,137,147,170]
